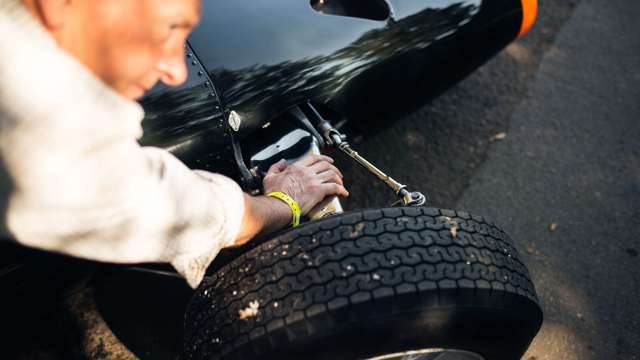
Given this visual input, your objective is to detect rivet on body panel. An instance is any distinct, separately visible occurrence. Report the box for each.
[228,111,242,132]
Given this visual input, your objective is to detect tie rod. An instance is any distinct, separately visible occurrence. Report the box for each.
[303,104,427,207]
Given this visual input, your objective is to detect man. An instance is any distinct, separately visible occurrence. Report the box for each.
[0,0,349,288]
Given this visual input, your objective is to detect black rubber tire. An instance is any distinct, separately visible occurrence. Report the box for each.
[183,207,543,360]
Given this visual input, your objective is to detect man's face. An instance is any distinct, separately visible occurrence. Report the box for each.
[35,0,201,99]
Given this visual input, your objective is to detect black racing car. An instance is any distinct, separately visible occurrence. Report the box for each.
[1,1,542,359]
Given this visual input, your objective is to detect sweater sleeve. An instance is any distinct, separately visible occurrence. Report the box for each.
[2,120,245,289]
[0,3,245,288]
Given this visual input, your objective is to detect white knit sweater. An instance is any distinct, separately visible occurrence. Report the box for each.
[0,0,245,288]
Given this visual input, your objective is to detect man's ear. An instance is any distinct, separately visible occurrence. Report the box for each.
[32,0,71,30]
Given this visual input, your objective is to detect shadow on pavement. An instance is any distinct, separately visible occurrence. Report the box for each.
[93,268,194,360]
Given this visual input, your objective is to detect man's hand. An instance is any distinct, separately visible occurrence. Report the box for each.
[233,155,348,246]
[263,155,349,215]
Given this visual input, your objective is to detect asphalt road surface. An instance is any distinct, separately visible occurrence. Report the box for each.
[342,0,640,358]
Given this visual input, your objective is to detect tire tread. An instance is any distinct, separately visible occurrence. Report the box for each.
[183,208,539,359]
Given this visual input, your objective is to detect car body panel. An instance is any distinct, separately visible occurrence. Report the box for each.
[185,0,522,134]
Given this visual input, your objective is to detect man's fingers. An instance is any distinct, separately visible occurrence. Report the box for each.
[321,183,349,198]
[318,170,344,186]
[309,161,343,177]
[267,159,287,174]
[298,154,334,167]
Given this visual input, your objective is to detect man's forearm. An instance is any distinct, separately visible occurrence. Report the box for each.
[233,193,292,246]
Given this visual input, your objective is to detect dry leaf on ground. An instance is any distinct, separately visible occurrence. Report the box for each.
[526,245,542,256]
[489,132,508,142]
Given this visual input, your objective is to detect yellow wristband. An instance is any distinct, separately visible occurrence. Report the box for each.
[267,192,301,228]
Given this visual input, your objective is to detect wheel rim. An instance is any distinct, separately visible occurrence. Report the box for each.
[364,349,485,360]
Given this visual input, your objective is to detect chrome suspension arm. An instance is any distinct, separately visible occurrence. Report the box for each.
[304,104,427,207]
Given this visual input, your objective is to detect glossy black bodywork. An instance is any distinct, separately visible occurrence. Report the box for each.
[190,0,520,134]
[140,0,524,184]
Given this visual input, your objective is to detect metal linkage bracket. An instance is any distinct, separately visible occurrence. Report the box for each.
[303,103,427,207]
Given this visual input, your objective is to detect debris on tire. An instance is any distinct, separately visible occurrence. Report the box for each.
[450,224,458,238]
[443,216,458,238]
[239,301,260,320]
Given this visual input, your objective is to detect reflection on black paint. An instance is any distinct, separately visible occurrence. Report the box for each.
[139,84,224,149]
[203,3,483,133]
[137,45,240,179]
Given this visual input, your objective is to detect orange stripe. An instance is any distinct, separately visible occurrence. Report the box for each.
[519,0,538,37]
